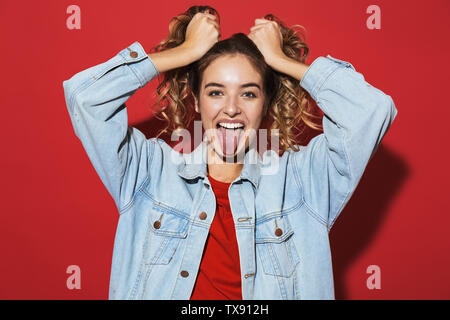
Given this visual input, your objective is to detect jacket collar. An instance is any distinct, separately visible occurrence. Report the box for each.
[176,137,261,189]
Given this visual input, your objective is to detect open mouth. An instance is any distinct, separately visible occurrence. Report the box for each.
[215,122,246,156]
[216,122,245,130]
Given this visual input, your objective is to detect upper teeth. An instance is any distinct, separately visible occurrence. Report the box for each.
[218,122,244,129]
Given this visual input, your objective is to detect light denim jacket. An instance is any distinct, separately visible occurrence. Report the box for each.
[62,41,397,300]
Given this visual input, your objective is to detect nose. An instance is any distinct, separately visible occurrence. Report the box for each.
[223,96,241,117]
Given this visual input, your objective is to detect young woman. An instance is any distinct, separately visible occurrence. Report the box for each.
[62,5,397,300]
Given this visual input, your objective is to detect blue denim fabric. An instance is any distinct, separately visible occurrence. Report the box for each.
[62,41,397,300]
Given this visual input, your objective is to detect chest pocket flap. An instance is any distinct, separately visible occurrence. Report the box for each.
[144,204,190,265]
[255,215,300,277]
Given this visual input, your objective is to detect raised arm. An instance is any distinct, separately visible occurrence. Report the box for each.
[292,55,397,231]
[62,41,160,213]
[248,17,398,231]
[62,12,219,213]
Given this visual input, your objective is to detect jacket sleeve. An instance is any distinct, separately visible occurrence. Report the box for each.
[62,41,160,213]
[292,55,398,231]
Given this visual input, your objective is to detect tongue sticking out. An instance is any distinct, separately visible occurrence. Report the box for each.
[217,126,244,156]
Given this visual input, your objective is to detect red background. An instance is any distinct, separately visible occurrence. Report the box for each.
[1,0,449,299]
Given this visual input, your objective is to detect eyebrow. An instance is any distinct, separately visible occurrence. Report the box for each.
[204,82,261,90]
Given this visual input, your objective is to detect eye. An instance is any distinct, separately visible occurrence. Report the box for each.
[208,90,223,96]
[243,91,257,98]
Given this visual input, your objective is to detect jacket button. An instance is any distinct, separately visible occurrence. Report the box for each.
[153,221,161,229]
[129,51,138,58]
[180,270,189,278]
[199,211,207,220]
[275,228,283,237]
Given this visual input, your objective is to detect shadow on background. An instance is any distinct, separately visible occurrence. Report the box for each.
[132,116,408,300]
[329,144,409,299]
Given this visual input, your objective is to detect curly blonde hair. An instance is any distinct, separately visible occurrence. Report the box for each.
[147,5,323,154]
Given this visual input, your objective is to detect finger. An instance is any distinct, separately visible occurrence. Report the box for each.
[205,15,220,30]
[205,19,221,40]
[255,18,280,32]
[202,12,217,20]
[207,19,220,30]
[194,12,216,23]
[254,18,271,25]
[250,25,265,32]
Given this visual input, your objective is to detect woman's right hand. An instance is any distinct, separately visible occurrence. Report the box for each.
[182,11,221,62]
[148,11,220,73]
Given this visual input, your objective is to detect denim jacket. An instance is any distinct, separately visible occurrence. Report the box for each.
[62,41,397,300]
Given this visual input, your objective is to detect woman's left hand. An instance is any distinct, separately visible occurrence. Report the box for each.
[247,18,286,70]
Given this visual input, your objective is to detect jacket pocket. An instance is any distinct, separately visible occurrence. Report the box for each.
[255,216,300,277]
[144,204,189,265]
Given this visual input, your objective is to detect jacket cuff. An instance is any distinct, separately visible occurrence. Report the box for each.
[118,41,160,88]
[300,55,356,101]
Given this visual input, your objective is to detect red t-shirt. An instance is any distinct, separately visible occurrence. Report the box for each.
[190,174,243,300]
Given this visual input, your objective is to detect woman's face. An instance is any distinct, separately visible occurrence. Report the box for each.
[194,54,265,161]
